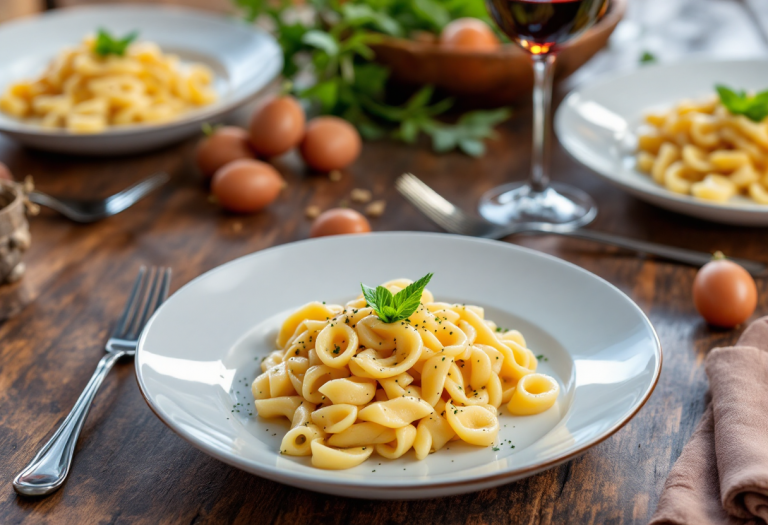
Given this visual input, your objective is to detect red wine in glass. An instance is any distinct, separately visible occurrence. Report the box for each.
[486,0,608,54]
[477,0,606,227]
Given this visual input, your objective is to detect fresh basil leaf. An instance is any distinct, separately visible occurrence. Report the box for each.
[302,30,339,56]
[392,273,433,319]
[94,28,138,57]
[361,283,378,310]
[361,273,433,323]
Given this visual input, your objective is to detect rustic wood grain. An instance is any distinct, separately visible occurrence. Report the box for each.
[1,0,768,523]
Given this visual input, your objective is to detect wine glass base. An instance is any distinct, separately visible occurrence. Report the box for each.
[479,182,597,231]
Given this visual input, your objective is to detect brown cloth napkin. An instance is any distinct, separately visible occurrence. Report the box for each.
[650,317,768,525]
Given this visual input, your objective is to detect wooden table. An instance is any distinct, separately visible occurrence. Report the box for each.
[2,1,768,523]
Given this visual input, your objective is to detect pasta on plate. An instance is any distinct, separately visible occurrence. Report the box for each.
[0,32,217,133]
[252,277,560,470]
[635,95,768,204]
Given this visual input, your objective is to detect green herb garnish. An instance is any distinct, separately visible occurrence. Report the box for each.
[716,85,768,122]
[231,0,510,156]
[93,28,138,57]
[361,273,433,323]
[639,51,656,64]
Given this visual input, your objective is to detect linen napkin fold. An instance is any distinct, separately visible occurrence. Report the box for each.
[651,316,768,525]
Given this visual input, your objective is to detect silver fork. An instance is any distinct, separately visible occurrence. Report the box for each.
[29,172,169,223]
[396,173,768,277]
[13,266,172,497]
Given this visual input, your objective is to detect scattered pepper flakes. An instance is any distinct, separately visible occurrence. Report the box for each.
[350,188,372,203]
[365,199,386,218]
[305,205,321,219]
[329,170,342,182]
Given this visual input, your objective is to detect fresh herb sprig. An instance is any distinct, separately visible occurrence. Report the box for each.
[716,85,768,123]
[362,273,433,323]
[93,28,138,57]
[232,0,510,156]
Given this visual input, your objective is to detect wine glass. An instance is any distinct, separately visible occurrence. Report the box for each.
[481,0,607,228]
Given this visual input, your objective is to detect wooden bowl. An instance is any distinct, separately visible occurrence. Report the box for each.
[371,0,627,106]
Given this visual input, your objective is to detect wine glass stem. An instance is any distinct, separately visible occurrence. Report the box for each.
[530,54,556,193]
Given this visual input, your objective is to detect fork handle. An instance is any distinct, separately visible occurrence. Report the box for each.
[552,229,767,277]
[13,351,125,496]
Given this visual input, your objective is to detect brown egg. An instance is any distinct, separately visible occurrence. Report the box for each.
[211,159,284,213]
[300,117,361,172]
[195,126,253,178]
[693,257,757,328]
[0,162,13,181]
[440,18,501,52]
[249,96,306,157]
[309,208,371,238]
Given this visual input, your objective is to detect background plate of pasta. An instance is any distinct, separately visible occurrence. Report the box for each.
[555,59,768,226]
[0,5,281,155]
[135,232,661,499]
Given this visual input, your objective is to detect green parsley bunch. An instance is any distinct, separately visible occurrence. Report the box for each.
[233,0,511,156]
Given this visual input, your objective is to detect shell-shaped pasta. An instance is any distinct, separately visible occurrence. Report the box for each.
[475,344,503,374]
[315,322,359,368]
[486,372,503,408]
[327,422,396,448]
[261,350,283,372]
[254,396,304,420]
[302,365,350,404]
[709,150,750,172]
[500,329,526,347]
[378,372,414,399]
[290,401,316,428]
[276,302,341,348]
[375,425,417,459]
[349,317,423,378]
[651,143,680,184]
[445,402,499,447]
[637,131,665,154]
[499,340,536,382]
[663,161,693,194]
[730,163,759,189]
[507,373,560,416]
[469,346,492,388]
[358,396,434,428]
[691,174,737,202]
[285,357,309,395]
[421,355,453,406]
[310,439,373,470]
[501,376,516,404]
[682,144,713,172]
[311,404,358,433]
[749,182,768,204]
[413,409,455,460]
[636,151,656,173]
[280,424,324,456]
[252,372,270,400]
[318,376,376,405]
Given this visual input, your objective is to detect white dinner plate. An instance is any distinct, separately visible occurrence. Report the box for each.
[0,5,281,155]
[555,59,768,226]
[136,232,661,499]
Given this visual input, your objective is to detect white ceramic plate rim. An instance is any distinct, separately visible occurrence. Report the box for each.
[0,4,280,137]
[135,232,662,493]
[555,59,768,216]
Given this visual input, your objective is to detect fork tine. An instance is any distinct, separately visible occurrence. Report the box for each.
[126,267,161,340]
[111,266,147,338]
[127,267,171,340]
